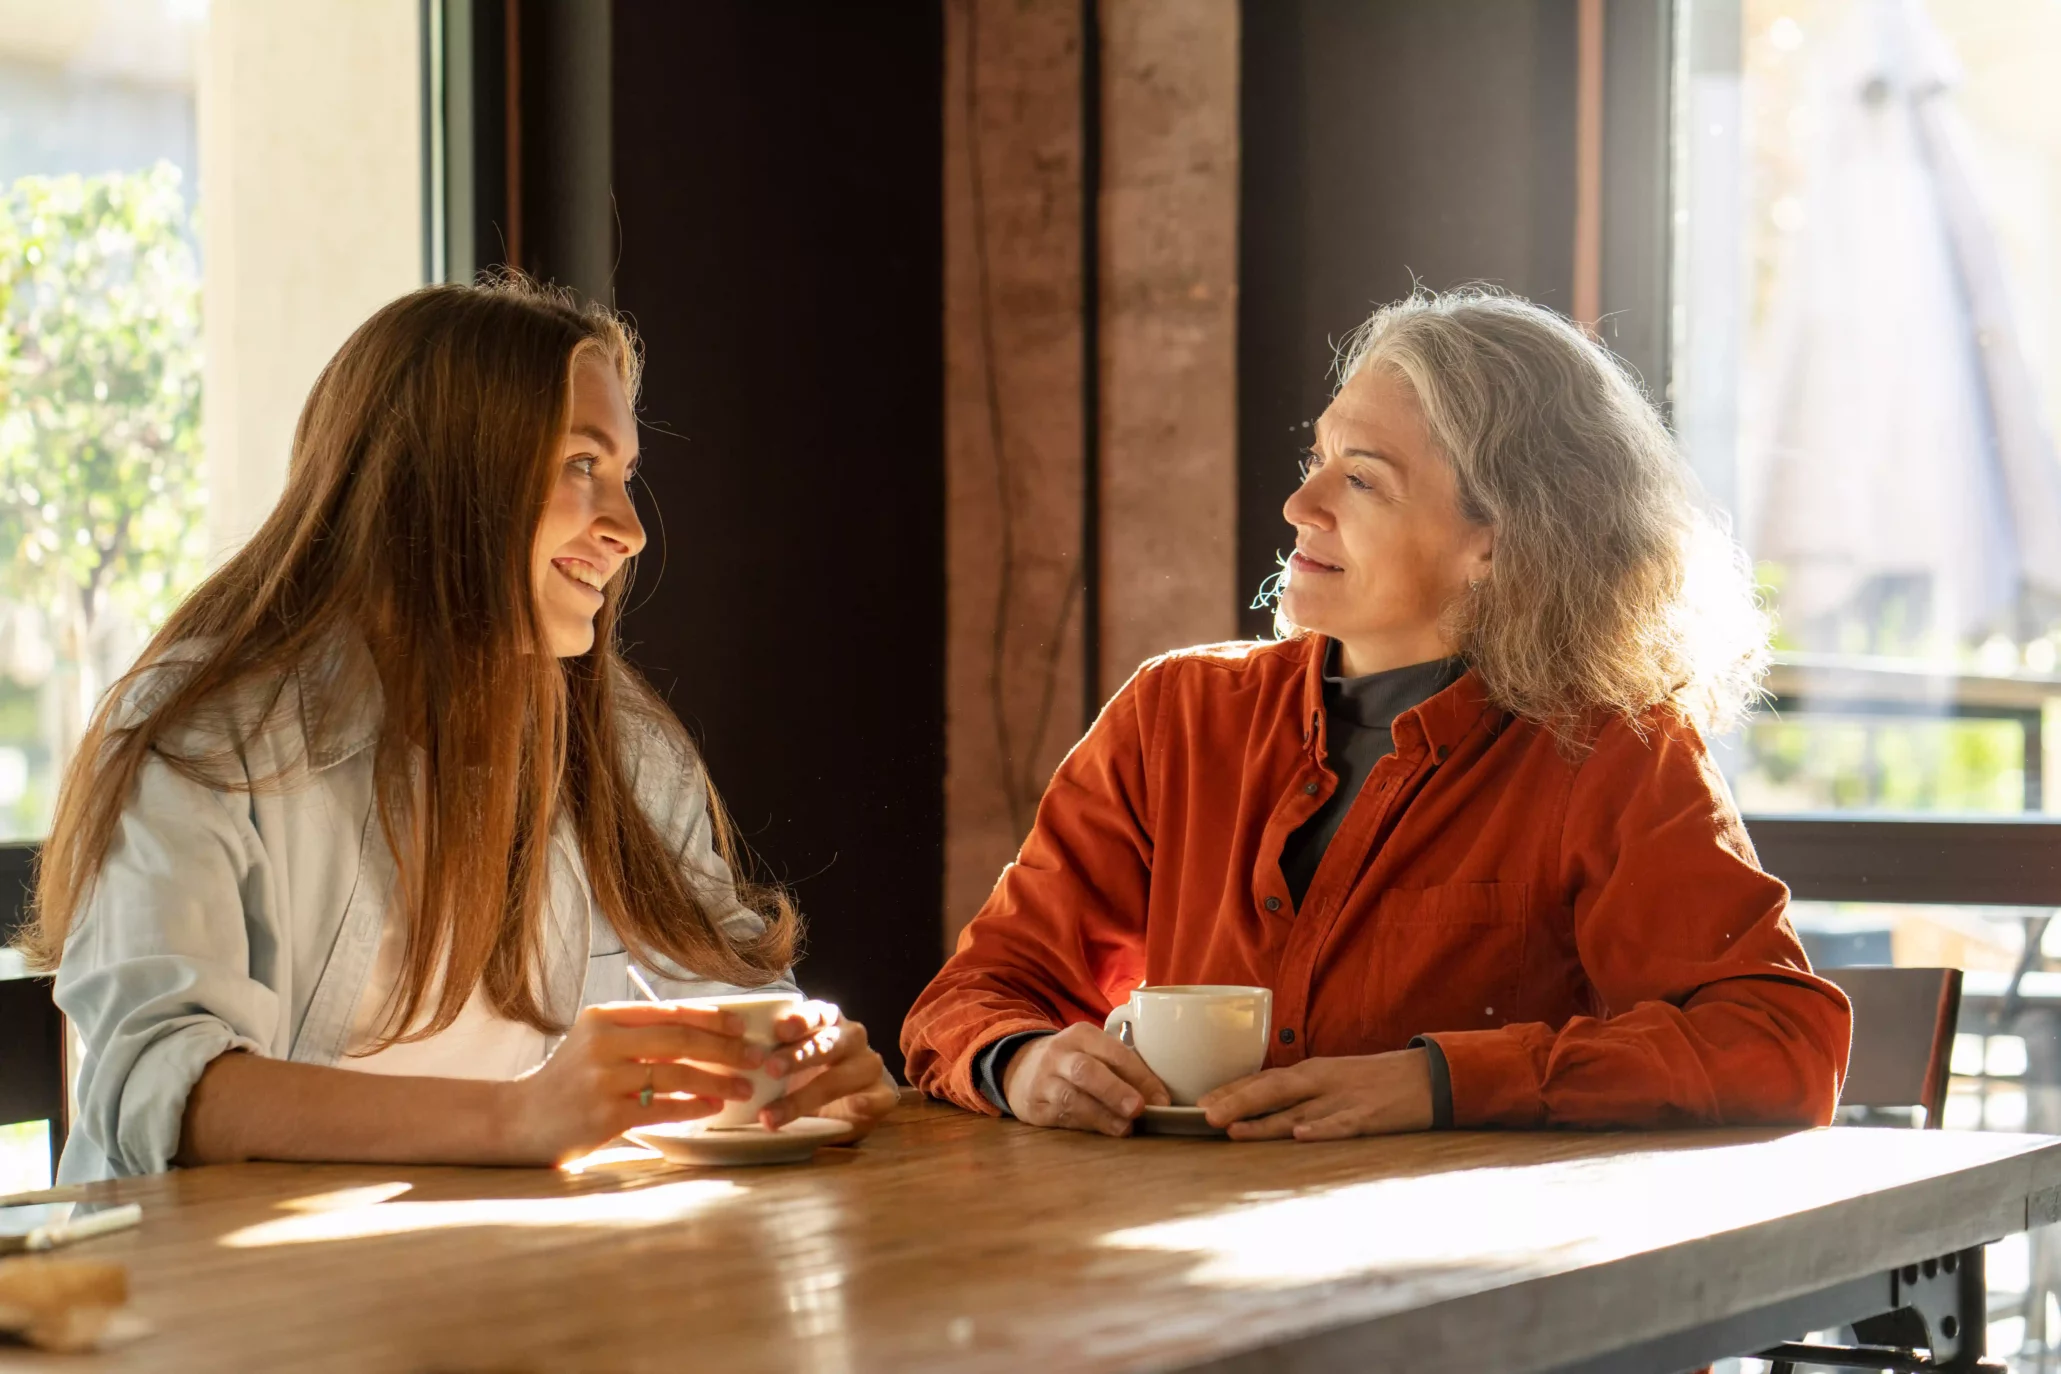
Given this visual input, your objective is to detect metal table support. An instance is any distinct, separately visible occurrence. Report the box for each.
[1540,1245,2004,1374]
[1757,1244,2003,1372]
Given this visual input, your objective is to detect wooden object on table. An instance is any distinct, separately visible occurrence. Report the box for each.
[0,1256,127,1353]
[7,1094,2061,1373]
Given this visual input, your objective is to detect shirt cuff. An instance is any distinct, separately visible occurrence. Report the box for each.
[974,1030,1053,1114]
[1419,1028,1548,1128]
[1409,1035,1454,1129]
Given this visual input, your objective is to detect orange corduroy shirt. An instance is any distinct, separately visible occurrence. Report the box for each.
[902,635,1852,1128]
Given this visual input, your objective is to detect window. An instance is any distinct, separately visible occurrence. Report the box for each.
[0,0,426,843]
[1676,0,2061,821]
[0,4,207,839]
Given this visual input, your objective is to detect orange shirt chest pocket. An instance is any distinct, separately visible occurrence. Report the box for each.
[1347,880,1533,1049]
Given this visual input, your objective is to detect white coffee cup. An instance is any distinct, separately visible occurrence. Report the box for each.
[1102,985,1272,1106]
[674,990,806,1129]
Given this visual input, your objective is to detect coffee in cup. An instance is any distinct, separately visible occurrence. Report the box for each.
[1102,985,1272,1105]
[674,990,806,1128]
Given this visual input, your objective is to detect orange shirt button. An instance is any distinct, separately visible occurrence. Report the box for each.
[1263,896,1282,912]
[1279,1028,1295,1044]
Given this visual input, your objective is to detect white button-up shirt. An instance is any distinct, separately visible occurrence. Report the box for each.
[54,644,795,1181]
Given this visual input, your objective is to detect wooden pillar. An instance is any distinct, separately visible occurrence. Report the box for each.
[943,0,1090,946]
[1096,0,1242,699]
[943,0,1241,948]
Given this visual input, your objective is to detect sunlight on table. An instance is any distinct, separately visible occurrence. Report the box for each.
[218,1177,745,1247]
[560,1144,664,1175]
[277,1182,414,1213]
[766,1190,854,1374]
[1099,1131,2028,1291]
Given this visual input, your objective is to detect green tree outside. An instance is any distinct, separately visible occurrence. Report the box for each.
[0,162,207,826]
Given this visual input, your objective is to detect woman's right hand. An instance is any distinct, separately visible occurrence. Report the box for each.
[1001,1023,1170,1136]
[502,1002,764,1165]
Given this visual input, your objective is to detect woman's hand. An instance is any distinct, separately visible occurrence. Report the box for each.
[1001,1023,1171,1136]
[505,1001,762,1165]
[758,1001,898,1138]
[1198,1049,1434,1141]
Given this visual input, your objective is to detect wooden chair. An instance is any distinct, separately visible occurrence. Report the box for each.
[1758,966,1987,1372]
[0,972,66,1184]
[0,843,63,1186]
[1822,966,1963,1127]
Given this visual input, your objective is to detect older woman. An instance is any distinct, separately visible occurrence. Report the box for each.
[901,288,1851,1140]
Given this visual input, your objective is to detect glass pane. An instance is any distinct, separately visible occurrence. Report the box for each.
[1676,0,2061,816]
[0,5,208,839]
[0,7,424,844]
[0,1119,48,1194]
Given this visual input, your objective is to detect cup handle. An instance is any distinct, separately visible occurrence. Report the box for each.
[1103,1002,1136,1049]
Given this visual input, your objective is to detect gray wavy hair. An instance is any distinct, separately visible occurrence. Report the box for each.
[1309,286,1768,743]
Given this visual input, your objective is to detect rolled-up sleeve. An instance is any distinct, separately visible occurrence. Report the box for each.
[900,670,1157,1113]
[54,751,274,1178]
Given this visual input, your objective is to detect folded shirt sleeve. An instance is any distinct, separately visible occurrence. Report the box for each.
[901,670,1159,1113]
[1422,711,1852,1130]
[54,751,277,1179]
[974,1030,1055,1113]
[1408,1035,1454,1129]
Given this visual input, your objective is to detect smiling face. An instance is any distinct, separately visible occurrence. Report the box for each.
[531,352,647,658]
[1279,365,1495,676]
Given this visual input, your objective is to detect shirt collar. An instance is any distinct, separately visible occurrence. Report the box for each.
[1299,634,1502,759]
[1322,643,1468,730]
[296,629,384,771]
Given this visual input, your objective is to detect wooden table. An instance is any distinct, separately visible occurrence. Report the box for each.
[7,1095,2061,1373]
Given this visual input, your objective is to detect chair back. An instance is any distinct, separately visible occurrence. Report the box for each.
[0,973,64,1177]
[0,843,61,1181]
[1820,966,1961,1125]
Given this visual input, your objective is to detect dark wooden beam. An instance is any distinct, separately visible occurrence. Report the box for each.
[1745,816,2061,908]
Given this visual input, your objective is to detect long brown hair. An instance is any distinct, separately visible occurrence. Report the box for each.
[20,275,798,1041]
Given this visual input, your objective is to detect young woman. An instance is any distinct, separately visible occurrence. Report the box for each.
[902,288,1851,1139]
[26,277,896,1182]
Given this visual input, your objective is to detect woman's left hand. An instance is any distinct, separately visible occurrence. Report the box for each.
[759,1001,899,1138]
[1198,1049,1435,1141]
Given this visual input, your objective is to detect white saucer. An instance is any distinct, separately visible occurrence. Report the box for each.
[1135,1105,1227,1138]
[626,1116,857,1166]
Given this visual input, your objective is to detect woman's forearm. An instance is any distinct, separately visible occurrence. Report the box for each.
[175,1050,527,1167]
